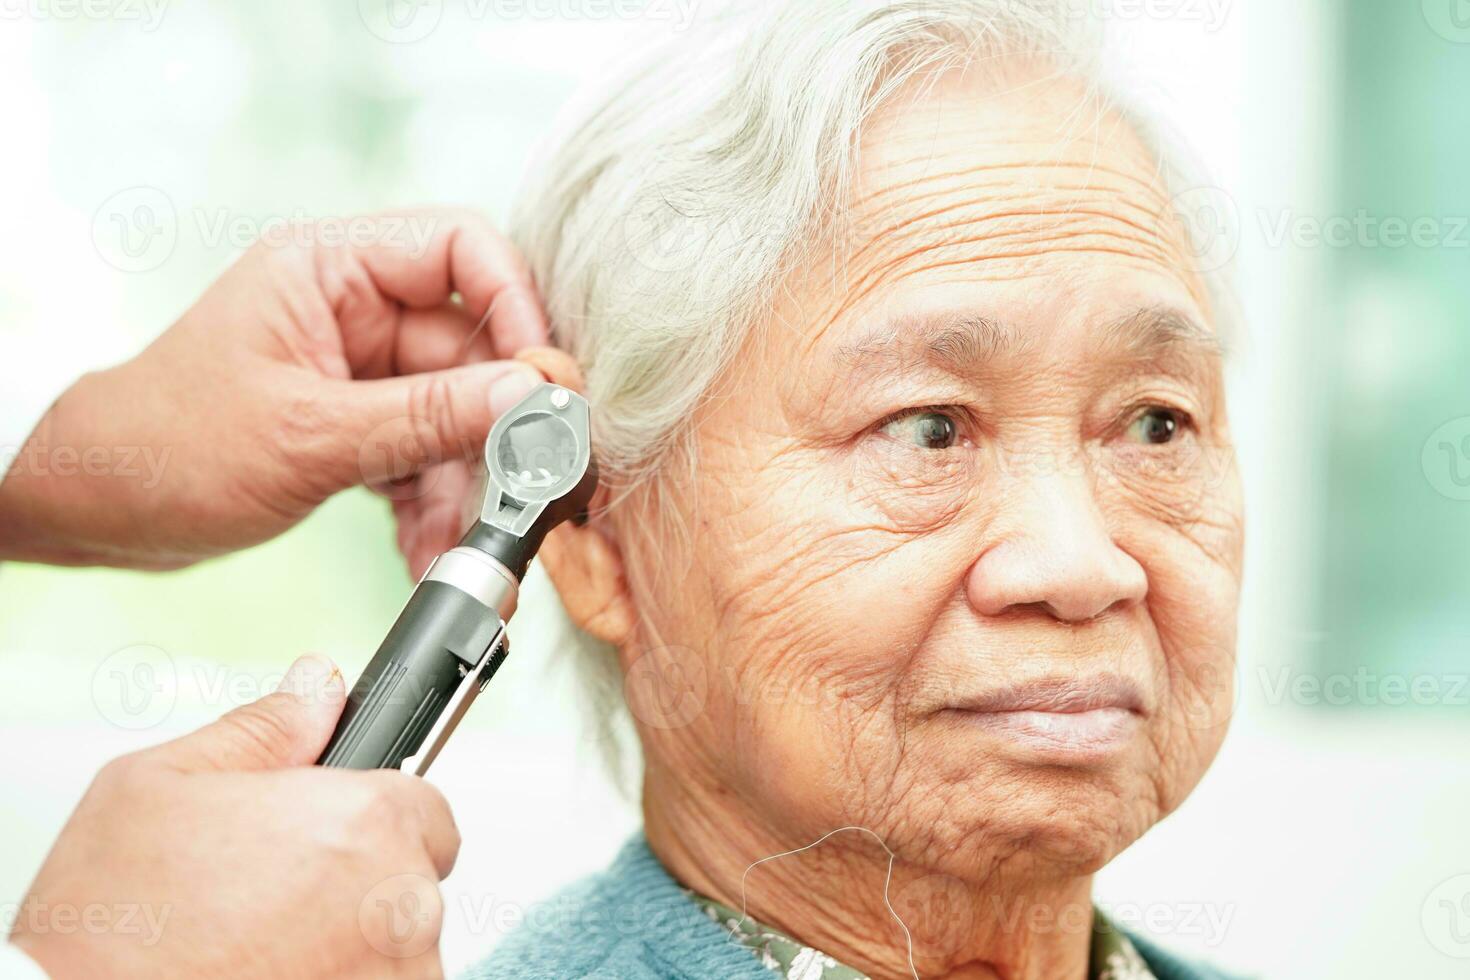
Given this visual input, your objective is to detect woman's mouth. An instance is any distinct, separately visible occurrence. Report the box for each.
[941,674,1146,763]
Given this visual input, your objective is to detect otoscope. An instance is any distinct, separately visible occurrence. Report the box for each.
[318,382,596,774]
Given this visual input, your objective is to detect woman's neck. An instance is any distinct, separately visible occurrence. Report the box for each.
[642,762,1098,980]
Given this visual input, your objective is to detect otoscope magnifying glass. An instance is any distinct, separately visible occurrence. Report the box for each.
[318,382,596,775]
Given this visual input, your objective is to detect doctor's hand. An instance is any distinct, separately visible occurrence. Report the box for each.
[10,655,459,980]
[0,209,547,576]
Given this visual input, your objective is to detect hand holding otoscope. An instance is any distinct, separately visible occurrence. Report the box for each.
[4,210,567,980]
[319,382,597,774]
[14,384,595,980]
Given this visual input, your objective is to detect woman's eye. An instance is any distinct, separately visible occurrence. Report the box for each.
[880,411,959,450]
[1126,406,1187,445]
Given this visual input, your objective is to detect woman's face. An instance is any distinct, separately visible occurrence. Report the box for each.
[617,66,1244,882]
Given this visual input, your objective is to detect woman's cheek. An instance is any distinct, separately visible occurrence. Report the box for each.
[1152,617,1237,812]
[706,453,970,709]
[1092,432,1236,531]
[1112,508,1242,808]
[847,440,981,532]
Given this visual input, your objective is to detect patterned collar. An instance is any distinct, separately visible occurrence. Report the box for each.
[688,891,1156,980]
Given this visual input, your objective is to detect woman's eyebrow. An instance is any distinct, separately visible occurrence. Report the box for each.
[1097,307,1225,365]
[836,311,1023,378]
[836,306,1222,379]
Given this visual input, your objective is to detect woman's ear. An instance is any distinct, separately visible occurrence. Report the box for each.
[541,502,634,648]
[515,346,583,391]
[514,346,636,648]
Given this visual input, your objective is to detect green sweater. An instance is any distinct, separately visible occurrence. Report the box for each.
[688,891,1161,979]
[462,833,1241,980]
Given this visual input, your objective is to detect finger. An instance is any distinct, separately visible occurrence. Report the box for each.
[365,770,462,879]
[394,305,498,376]
[347,304,499,381]
[150,655,346,772]
[336,210,548,359]
[411,780,462,879]
[392,459,477,579]
[327,361,544,490]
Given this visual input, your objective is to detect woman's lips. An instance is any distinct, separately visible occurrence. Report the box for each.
[941,675,1146,762]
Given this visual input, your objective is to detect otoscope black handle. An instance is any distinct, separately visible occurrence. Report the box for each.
[317,580,506,771]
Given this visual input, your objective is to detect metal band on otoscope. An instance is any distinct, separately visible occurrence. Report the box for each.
[422,546,520,621]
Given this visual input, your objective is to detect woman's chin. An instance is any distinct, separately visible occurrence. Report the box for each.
[904,764,1158,880]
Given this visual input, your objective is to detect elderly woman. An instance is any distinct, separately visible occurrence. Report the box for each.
[471,1,1242,978]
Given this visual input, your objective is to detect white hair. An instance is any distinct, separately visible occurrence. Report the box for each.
[507,0,1231,785]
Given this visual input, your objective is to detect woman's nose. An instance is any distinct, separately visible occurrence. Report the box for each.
[964,477,1148,623]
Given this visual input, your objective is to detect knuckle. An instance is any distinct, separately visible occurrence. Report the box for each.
[94,753,147,795]
[331,248,383,307]
[251,235,319,294]
[250,233,295,265]
[268,388,350,497]
[312,787,410,869]
[350,772,420,838]
[420,785,461,844]
[403,376,466,461]
[399,774,451,820]
[430,206,494,236]
[403,774,448,813]
[220,696,299,763]
[273,388,336,455]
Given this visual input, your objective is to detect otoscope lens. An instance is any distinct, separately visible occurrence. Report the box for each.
[496,412,579,495]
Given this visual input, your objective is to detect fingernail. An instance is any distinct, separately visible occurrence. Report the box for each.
[489,367,539,417]
[277,654,338,702]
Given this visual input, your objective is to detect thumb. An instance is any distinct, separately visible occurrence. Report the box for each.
[326,361,544,491]
[150,655,346,772]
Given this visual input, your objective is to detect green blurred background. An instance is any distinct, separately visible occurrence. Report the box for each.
[1,1,1467,977]
[1324,1,1470,684]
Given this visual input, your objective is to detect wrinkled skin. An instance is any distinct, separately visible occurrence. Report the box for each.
[546,62,1243,980]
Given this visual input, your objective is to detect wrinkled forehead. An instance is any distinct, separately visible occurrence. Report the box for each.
[770,63,1213,368]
